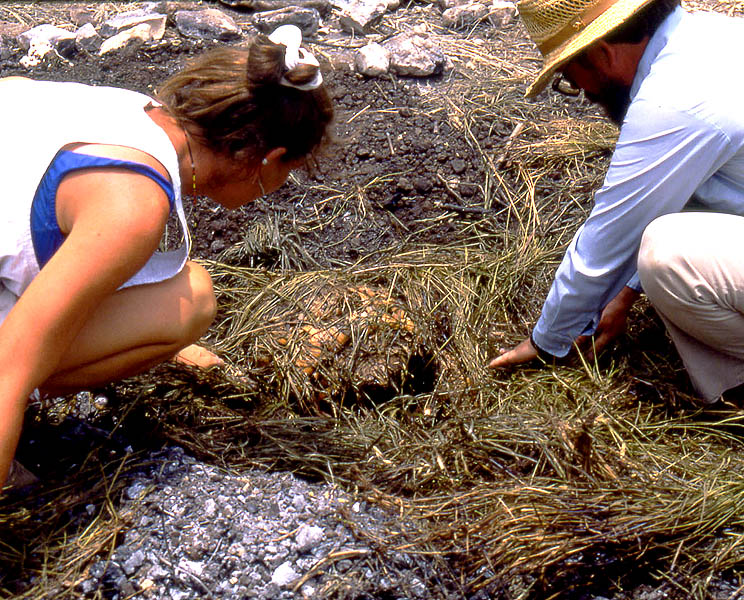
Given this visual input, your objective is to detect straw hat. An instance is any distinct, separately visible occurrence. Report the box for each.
[518,0,657,97]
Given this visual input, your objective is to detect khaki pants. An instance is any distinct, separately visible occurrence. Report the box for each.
[638,212,744,403]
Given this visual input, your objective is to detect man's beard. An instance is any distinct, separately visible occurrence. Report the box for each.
[584,76,632,127]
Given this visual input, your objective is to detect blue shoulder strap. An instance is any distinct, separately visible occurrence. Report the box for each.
[30,150,176,267]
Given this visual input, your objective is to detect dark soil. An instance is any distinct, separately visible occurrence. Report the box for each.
[0,2,577,270]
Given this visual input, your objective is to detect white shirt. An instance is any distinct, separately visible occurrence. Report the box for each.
[0,78,189,325]
[532,6,744,356]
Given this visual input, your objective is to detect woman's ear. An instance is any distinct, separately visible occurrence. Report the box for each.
[263,147,288,164]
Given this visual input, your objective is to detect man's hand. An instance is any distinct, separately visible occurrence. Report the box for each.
[488,286,641,369]
[488,336,538,368]
[576,286,640,360]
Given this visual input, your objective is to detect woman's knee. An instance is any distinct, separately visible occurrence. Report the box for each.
[179,261,217,342]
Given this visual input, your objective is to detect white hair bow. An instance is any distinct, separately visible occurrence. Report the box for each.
[268,25,323,91]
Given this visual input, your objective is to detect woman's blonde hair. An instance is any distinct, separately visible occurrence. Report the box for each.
[157,34,334,164]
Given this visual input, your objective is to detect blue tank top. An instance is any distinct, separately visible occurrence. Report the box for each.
[30,150,176,268]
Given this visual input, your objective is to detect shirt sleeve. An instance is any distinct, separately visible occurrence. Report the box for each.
[532,99,734,357]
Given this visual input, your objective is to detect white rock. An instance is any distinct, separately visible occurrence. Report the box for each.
[178,558,204,577]
[438,0,472,9]
[271,561,300,586]
[337,0,388,34]
[355,42,390,76]
[74,23,102,53]
[169,589,189,600]
[384,32,446,77]
[99,23,157,55]
[18,24,74,51]
[488,0,517,25]
[203,497,217,518]
[20,41,54,68]
[100,9,167,39]
[295,524,324,553]
[442,2,489,28]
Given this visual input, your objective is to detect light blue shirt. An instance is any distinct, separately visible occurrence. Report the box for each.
[532,6,744,357]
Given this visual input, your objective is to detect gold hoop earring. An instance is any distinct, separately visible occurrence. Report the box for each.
[258,172,266,196]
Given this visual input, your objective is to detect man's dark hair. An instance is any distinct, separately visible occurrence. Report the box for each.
[605,0,680,44]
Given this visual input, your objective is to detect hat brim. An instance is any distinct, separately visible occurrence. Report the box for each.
[524,0,657,98]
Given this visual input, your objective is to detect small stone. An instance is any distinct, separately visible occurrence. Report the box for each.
[100,9,167,38]
[397,177,414,192]
[488,0,517,26]
[452,158,466,174]
[414,176,433,193]
[295,524,324,553]
[126,481,148,501]
[337,0,388,34]
[93,394,109,410]
[174,9,242,42]
[149,564,169,580]
[335,558,351,573]
[178,558,204,577]
[252,7,321,37]
[384,32,447,77]
[355,42,390,77]
[291,494,307,512]
[442,2,489,28]
[209,239,227,254]
[78,578,98,594]
[69,7,99,27]
[74,23,102,53]
[203,498,217,518]
[410,575,427,597]
[169,589,190,600]
[123,549,145,575]
[271,561,299,586]
[98,23,154,55]
[301,583,316,598]
[89,561,107,580]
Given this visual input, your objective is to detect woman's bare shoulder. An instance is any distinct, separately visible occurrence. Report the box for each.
[62,143,173,182]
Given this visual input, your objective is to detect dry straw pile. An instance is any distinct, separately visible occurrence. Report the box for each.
[3,3,744,599]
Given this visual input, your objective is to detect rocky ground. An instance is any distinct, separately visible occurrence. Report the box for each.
[2,1,744,599]
[76,447,446,600]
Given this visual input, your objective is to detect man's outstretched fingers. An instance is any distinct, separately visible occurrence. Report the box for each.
[488,336,538,368]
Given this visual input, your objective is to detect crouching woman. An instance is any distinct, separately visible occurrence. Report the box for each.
[0,25,334,487]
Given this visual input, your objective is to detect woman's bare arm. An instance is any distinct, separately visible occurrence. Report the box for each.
[0,158,171,486]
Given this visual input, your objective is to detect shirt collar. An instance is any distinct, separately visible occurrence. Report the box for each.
[629,5,686,100]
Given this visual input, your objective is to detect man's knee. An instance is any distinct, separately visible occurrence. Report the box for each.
[638,213,688,308]
[637,215,679,301]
